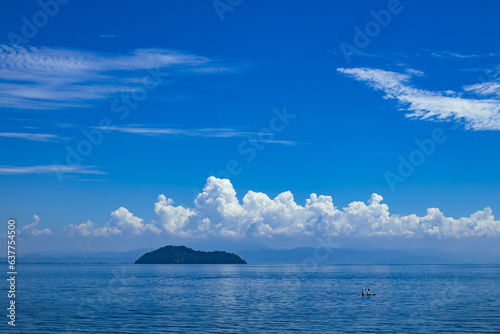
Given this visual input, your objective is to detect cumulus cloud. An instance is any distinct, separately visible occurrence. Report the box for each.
[68,177,500,239]
[109,207,161,235]
[64,220,121,237]
[0,45,229,110]
[21,215,52,236]
[65,207,160,237]
[337,67,500,130]
[154,195,196,236]
[167,177,500,239]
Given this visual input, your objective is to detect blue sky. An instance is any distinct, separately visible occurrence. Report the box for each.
[0,0,499,253]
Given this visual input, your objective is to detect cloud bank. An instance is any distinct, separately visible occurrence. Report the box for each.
[64,177,500,239]
[337,67,500,130]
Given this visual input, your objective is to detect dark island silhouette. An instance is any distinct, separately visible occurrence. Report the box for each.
[135,245,247,264]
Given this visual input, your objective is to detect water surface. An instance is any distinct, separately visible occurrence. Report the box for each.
[7,264,500,333]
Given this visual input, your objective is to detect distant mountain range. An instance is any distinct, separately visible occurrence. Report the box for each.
[239,247,453,265]
[5,246,498,264]
[8,248,155,264]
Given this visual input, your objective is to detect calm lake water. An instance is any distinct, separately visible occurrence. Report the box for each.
[6,264,500,333]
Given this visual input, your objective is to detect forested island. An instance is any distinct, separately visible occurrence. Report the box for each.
[135,245,247,264]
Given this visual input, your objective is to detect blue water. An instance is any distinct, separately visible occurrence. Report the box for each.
[5,264,500,333]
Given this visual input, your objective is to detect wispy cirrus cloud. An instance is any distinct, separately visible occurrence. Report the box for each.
[0,165,105,175]
[464,82,500,98]
[97,125,253,137]
[98,34,124,39]
[249,139,296,146]
[337,67,500,130]
[0,45,230,110]
[0,132,65,142]
[430,50,500,59]
[95,125,297,144]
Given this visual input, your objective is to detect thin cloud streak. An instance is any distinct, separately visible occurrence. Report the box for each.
[0,132,63,142]
[430,51,500,59]
[249,139,296,146]
[0,165,106,175]
[97,125,252,137]
[96,125,297,144]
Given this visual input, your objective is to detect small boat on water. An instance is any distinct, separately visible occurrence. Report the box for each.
[359,289,376,296]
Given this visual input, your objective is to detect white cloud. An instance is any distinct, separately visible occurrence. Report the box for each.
[430,51,499,59]
[69,177,500,239]
[337,67,500,130]
[464,82,500,98]
[405,68,425,77]
[65,207,160,237]
[0,165,105,175]
[249,139,296,146]
[96,125,253,138]
[99,34,123,38]
[0,45,225,110]
[109,207,161,235]
[64,220,121,237]
[21,215,52,236]
[154,195,196,236]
